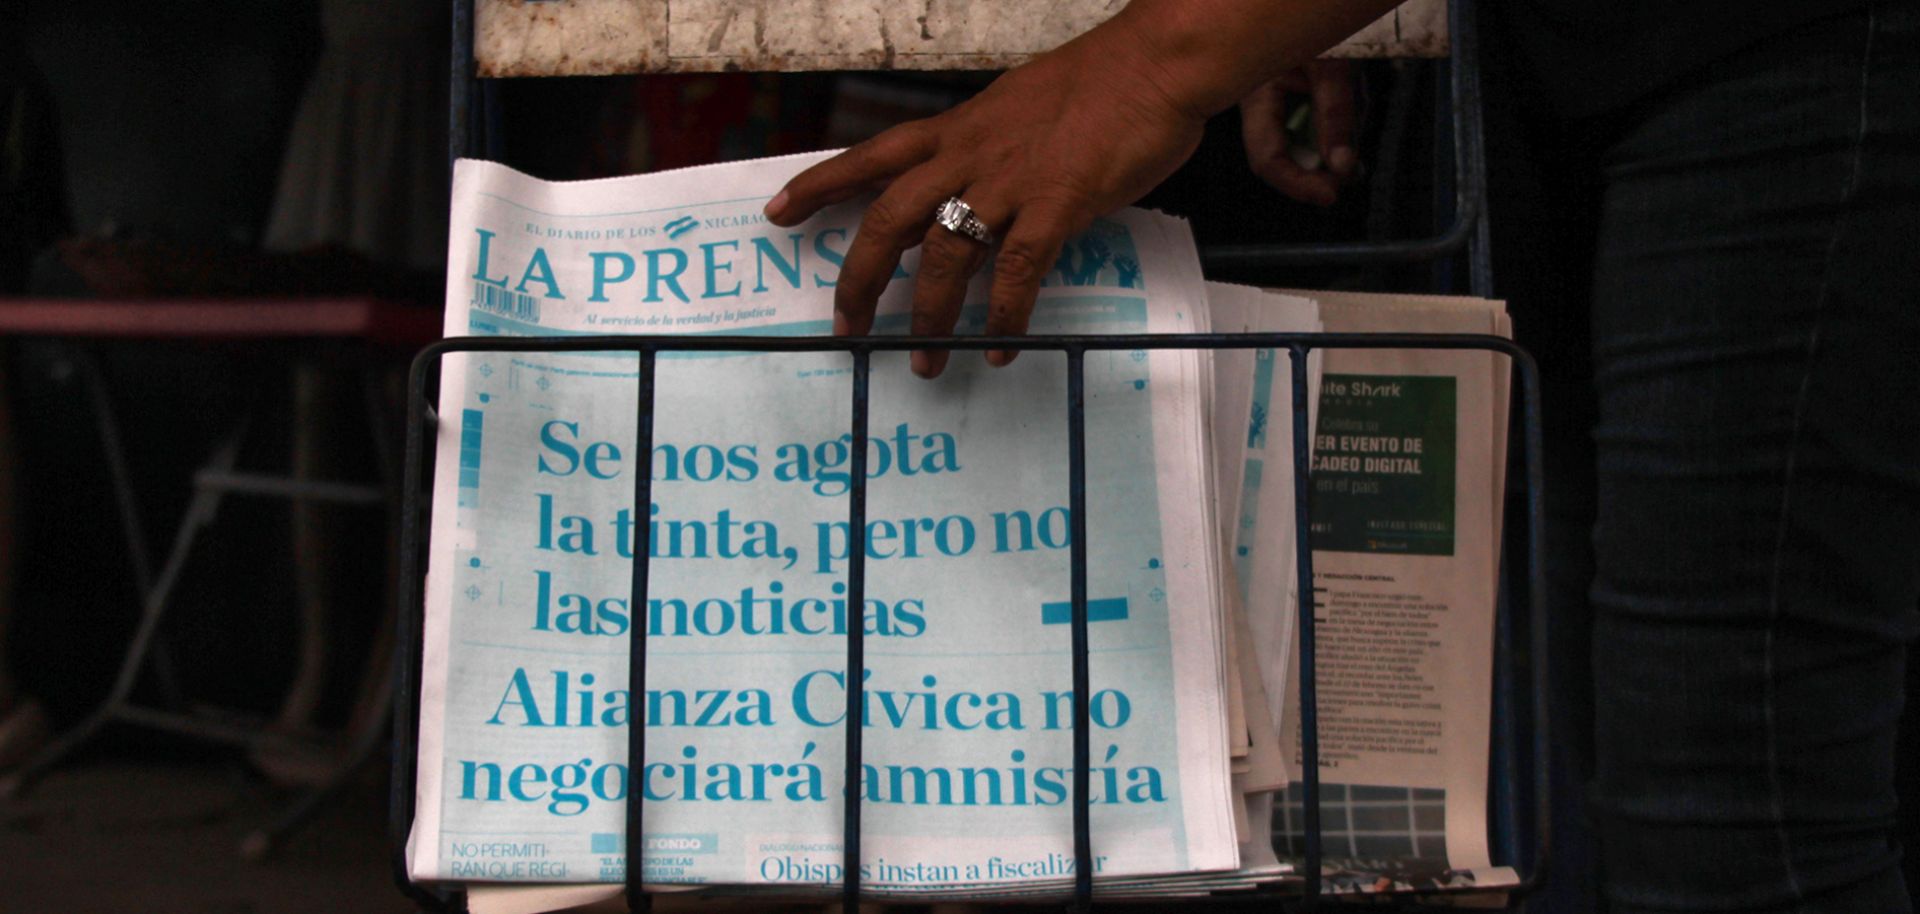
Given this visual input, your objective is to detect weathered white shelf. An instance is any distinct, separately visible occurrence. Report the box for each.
[476,0,1447,77]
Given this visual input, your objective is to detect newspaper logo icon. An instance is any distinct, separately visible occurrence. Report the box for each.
[663,215,698,239]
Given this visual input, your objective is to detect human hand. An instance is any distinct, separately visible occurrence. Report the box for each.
[1239,60,1357,207]
[763,26,1208,378]
[765,0,1399,376]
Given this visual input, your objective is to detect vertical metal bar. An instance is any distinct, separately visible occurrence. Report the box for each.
[481,79,507,161]
[1288,345,1322,906]
[1454,0,1494,300]
[391,350,463,911]
[1427,60,1457,295]
[420,0,471,905]
[1519,352,1554,890]
[1491,556,1523,868]
[626,349,658,914]
[450,0,474,170]
[1066,348,1093,912]
[842,348,871,913]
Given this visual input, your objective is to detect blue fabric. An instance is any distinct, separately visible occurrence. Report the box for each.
[1561,4,1920,910]
[1501,0,1880,118]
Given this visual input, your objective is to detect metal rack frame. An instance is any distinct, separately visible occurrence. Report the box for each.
[388,330,1548,912]
[1198,0,1490,293]
[398,0,1542,908]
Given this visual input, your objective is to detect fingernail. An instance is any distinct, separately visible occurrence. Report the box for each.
[987,349,1016,367]
[832,311,849,336]
[764,190,789,218]
[1329,146,1356,176]
[911,351,932,378]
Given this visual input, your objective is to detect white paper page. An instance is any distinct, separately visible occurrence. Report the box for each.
[410,154,1237,890]
[1225,290,1323,736]
[1270,292,1508,876]
[1205,284,1256,547]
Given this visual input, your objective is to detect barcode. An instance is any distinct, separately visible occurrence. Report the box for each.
[471,281,541,323]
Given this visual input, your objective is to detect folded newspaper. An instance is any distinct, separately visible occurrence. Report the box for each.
[1270,290,1518,897]
[408,152,1518,909]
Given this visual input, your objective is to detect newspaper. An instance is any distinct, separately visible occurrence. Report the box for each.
[406,151,1525,910]
[410,153,1247,893]
[1269,291,1517,892]
[1208,284,1324,746]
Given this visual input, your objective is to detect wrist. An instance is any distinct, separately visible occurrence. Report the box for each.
[1094,0,1403,119]
[1095,0,1253,121]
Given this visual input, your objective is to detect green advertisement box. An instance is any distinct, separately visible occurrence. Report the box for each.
[1309,374,1457,556]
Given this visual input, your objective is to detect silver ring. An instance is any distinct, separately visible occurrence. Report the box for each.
[934,197,995,245]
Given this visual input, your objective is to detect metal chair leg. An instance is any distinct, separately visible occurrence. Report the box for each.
[243,359,408,859]
[71,346,188,709]
[0,426,244,799]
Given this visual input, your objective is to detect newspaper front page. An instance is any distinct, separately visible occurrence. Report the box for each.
[409,154,1242,892]
[404,152,1524,909]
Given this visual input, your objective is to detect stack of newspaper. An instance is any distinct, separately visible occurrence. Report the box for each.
[408,153,1516,912]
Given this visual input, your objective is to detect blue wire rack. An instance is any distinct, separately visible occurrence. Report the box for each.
[387,330,1549,913]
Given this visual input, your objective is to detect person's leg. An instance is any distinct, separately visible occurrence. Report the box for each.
[1586,4,1920,911]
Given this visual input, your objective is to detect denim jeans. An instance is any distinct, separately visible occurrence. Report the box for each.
[1555,4,1920,911]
